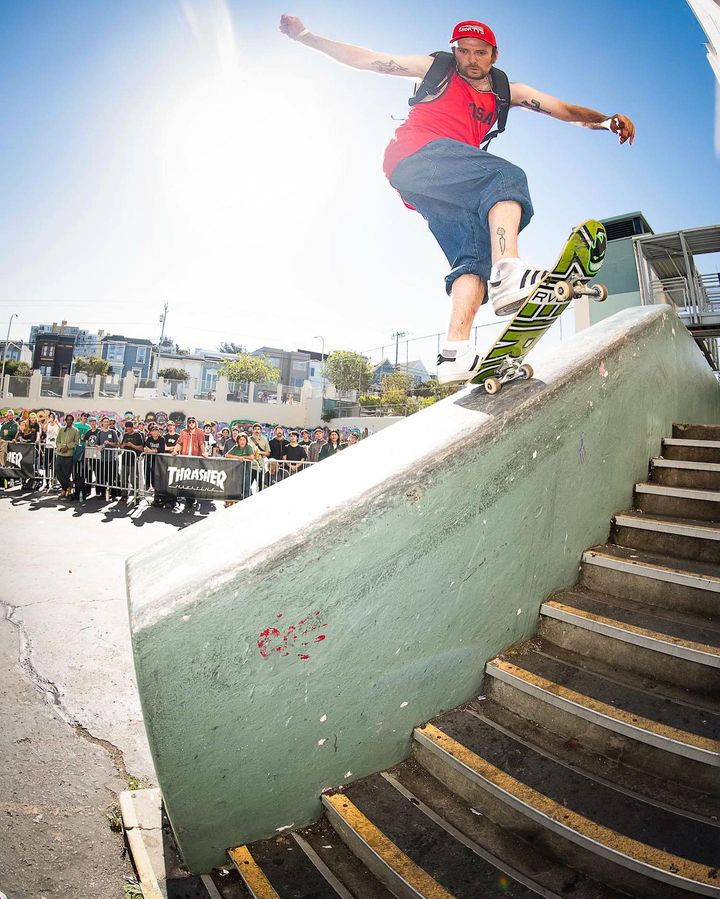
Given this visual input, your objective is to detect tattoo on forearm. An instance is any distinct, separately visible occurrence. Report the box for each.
[371,59,409,73]
[497,227,506,255]
[521,98,553,116]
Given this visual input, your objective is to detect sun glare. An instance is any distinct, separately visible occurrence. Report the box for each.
[156,64,346,301]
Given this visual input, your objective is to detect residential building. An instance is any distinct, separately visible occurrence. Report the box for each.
[29,322,105,358]
[32,332,75,377]
[29,321,82,348]
[157,348,239,399]
[372,359,396,386]
[100,334,153,380]
[372,357,431,388]
[74,329,105,358]
[0,340,32,365]
[252,346,309,388]
[398,359,431,385]
[298,348,327,392]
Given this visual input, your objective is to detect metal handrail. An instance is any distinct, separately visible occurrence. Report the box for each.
[648,271,720,324]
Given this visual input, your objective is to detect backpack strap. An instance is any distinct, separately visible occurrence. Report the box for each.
[480,66,511,150]
[409,56,512,148]
[408,51,455,106]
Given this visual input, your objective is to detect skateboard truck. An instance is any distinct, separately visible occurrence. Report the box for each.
[484,362,533,395]
[553,280,608,302]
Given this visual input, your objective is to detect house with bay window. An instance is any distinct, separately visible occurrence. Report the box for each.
[100,335,153,380]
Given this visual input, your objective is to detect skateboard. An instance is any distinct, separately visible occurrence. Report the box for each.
[471,220,608,394]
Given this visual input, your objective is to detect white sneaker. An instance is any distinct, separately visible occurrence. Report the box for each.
[437,345,481,385]
[488,258,547,316]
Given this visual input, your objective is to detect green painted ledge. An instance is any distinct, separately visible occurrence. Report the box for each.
[126,306,719,872]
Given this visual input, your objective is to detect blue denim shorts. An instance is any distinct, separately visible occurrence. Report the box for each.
[390,139,534,294]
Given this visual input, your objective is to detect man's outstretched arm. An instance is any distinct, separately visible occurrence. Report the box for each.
[280,15,433,79]
[510,83,635,145]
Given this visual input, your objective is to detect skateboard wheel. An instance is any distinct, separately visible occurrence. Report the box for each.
[593,283,608,302]
[520,363,534,380]
[554,280,573,301]
[484,377,501,395]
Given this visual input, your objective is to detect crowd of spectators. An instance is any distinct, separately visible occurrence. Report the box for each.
[0,409,366,513]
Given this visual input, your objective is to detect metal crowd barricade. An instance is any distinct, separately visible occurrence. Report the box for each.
[259,458,315,490]
[2,442,318,505]
[0,444,145,502]
[74,447,144,501]
[36,443,55,487]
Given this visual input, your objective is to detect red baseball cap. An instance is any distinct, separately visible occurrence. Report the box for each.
[450,21,497,48]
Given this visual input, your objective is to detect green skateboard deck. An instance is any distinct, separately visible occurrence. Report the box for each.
[471,220,608,394]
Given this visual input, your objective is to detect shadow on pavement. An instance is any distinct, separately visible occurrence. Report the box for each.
[2,486,208,531]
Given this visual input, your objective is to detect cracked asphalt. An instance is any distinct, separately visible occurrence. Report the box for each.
[0,486,205,898]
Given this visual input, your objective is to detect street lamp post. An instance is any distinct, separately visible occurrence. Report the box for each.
[1,313,18,399]
[154,302,168,382]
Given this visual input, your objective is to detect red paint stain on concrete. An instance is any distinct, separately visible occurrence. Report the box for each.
[257,611,328,660]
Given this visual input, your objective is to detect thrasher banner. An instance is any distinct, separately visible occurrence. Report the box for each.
[0,442,36,481]
[154,454,245,500]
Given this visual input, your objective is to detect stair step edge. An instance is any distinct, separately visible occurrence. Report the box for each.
[652,458,720,472]
[664,438,720,449]
[414,723,720,896]
[635,482,720,502]
[229,846,281,899]
[582,549,720,592]
[322,792,454,899]
[541,600,720,667]
[485,658,720,765]
[614,513,720,540]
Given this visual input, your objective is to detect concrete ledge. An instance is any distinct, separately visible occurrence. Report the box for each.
[127,306,720,872]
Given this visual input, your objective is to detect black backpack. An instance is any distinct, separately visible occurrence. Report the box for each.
[409,51,511,150]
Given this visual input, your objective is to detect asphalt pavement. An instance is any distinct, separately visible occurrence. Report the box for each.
[0,485,208,898]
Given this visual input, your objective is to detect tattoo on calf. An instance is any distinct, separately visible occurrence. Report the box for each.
[371,59,409,74]
[497,226,506,255]
[522,98,553,116]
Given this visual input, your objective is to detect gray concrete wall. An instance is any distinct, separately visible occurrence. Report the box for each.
[127,307,719,873]
[574,236,642,331]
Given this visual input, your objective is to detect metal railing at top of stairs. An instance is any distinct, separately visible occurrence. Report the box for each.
[648,272,720,326]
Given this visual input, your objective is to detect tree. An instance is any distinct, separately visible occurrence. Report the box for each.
[411,375,456,401]
[217,353,279,385]
[325,350,373,393]
[380,370,413,407]
[3,360,32,377]
[218,341,246,354]
[158,367,189,381]
[73,355,110,376]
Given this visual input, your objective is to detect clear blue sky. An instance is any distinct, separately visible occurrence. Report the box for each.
[1,0,718,363]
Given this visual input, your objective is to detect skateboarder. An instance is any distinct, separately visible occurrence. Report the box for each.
[280,16,635,384]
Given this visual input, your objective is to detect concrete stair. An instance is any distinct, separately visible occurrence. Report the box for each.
[228,425,720,898]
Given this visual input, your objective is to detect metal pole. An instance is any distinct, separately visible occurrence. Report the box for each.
[391,331,407,368]
[1,313,18,399]
[678,231,700,324]
[154,302,168,381]
[632,238,652,307]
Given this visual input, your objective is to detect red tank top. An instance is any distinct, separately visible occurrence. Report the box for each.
[383,70,498,180]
